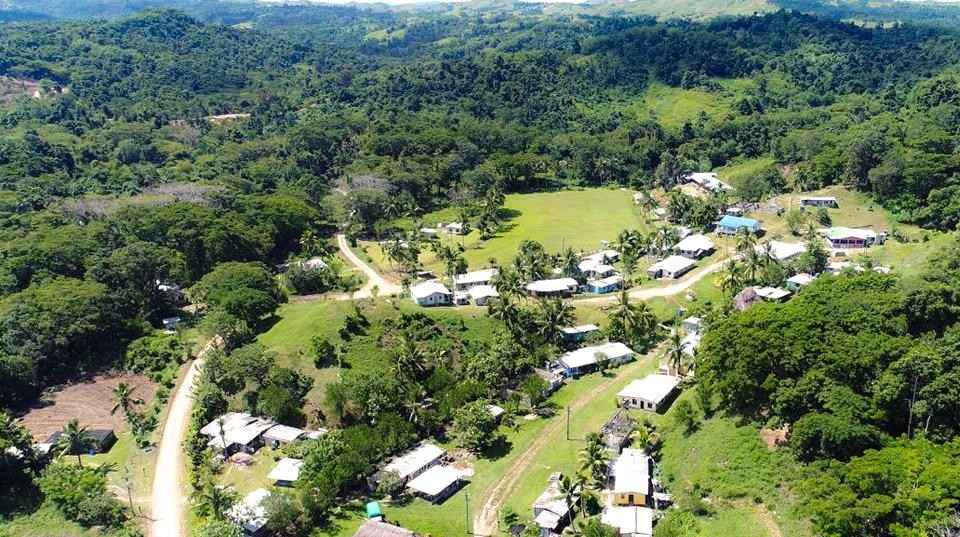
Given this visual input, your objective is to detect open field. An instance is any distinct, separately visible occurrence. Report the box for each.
[360,189,647,274]
[715,157,776,189]
[636,80,752,129]
[17,372,156,442]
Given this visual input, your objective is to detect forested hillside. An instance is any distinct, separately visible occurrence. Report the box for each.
[3,5,960,536]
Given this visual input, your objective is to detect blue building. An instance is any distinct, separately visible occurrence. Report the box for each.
[561,324,600,342]
[715,215,761,236]
[586,275,623,294]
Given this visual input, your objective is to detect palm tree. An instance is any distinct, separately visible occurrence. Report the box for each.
[433,243,467,291]
[557,474,578,527]
[557,247,581,279]
[714,259,743,297]
[735,227,757,253]
[607,291,657,346]
[55,419,94,466]
[578,442,610,485]
[493,266,524,299]
[394,331,427,379]
[619,249,639,283]
[631,422,660,453]
[488,293,521,334]
[535,298,574,346]
[110,381,143,416]
[191,482,237,520]
[666,330,686,377]
[743,248,764,285]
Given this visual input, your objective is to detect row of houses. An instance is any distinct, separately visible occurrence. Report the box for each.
[369,442,467,504]
[199,412,326,456]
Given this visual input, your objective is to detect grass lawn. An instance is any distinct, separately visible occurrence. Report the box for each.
[637,81,748,129]
[657,392,811,537]
[715,157,776,189]
[359,189,648,274]
[0,504,100,537]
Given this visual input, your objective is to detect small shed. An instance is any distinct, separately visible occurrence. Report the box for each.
[262,425,305,448]
[406,465,462,503]
[785,273,816,290]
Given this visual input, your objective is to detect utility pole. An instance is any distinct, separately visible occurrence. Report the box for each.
[464,493,471,535]
[566,406,570,441]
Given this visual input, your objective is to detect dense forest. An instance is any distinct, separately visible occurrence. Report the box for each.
[3,2,960,536]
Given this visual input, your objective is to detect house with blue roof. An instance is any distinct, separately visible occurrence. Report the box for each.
[715,215,760,236]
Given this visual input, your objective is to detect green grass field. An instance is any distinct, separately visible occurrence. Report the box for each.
[636,80,750,129]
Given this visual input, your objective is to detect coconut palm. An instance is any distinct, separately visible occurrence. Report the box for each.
[191,482,237,520]
[535,298,574,346]
[432,243,467,291]
[394,331,427,379]
[578,441,610,485]
[556,474,578,526]
[55,419,94,466]
[110,381,143,416]
[735,227,758,253]
[557,247,581,279]
[666,330,686,377]
[631,422,660,453]
[743,248,764,284]
[619,249,639,283]
[714,259,743,297]
[488,293,522,334]
[493,266,524,298]
[607,291,657,346]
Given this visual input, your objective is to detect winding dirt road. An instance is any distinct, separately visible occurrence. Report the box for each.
[574,256,731,304]
[149,336,222,537]
[336,233,402,298]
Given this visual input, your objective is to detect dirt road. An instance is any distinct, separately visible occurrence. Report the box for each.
[472,351,657,536]
[149,336,222,537]
[336,233,402,298]
[573,257,730,305]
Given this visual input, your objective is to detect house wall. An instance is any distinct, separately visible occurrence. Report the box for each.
[619,396,658,412]
[613,492,647,507]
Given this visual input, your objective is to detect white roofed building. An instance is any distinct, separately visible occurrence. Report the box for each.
[672,234,715,259]
[200,413,276,455]
[267,458,303,487]
[558,342,634,377]
[373,443,446,488]
[561,324,600,342]
[453,269,498,291]
[406,464,462,503]
[647,255,696,280]
[754,286,792,301]
[468,284,500,306]
[601,505,654,537]
[410,281,452,307]
[526,278,578,297]
[608,449,651,507]
[785,273,816,289]
[756,241,806,262]
[263,425,305,448]
[533,473,575,536]
[228,488,271,537]
[617,374,680,412]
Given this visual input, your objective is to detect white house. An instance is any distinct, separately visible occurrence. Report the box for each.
[468,284,500,306]
[672,234,714,259]
[608,449,651,507]
[410,281,452,307]
[601,505,654,537]
[228,488,271,537]
[617,374,680,412]
[558,342,634,377]
[756,241,806,262]
[262,425,305,448]
[800,196,838,208]
[200,413,277,455]
[406,464,462,503]
[526,278,578,297]
[685,172,731,192]
[453,269,498,291]
[647,256,696,280]
[785,273,816,290]
[374,443,446,488]
[267,458,303,487]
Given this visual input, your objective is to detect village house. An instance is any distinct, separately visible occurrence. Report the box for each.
[756,240,806,262]
[409,281,452,307]
[267,457,303,487]
[229,488,271,537]
[200,413,277,455]
[753,286,792,302]
[617,374,680,412]
[579,250,620,278]
[608,448,651,507]
[821,227,882,249]
[262,425,305,448]
[526,277,579,297]
[557,342,634,377]
[561,324,600,342]
[439,222,465,235]
[672,234,714,259]
[405,464,462,503]
[800,196,838,208]
[715,215,761,236]
[532,472,575,537]
[453,269,498,291]
[46,429,116,454]
[370,443,446,490]
[468,284,500,306]
[601,505,654,537]
[785,273,816,290]
[587,275,624,294]
[646,255,696,280]
[535,368,565,393]
[685,172,731,193]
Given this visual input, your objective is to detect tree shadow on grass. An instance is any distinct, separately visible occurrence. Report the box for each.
[480,436,513,461]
